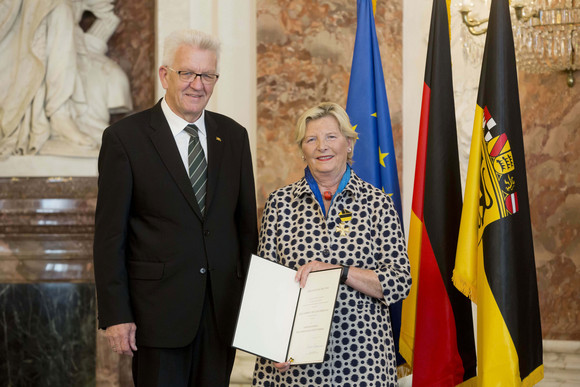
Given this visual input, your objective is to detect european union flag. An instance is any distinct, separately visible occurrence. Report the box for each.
[346,0,405,366]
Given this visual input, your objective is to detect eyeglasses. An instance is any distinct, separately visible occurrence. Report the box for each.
[166,67,219,85]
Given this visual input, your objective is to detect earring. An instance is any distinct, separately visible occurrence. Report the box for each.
[301,155,306,161]
[348,147,352,152]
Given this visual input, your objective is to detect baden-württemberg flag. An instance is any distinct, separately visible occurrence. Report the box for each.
[399,0,476,385]
[453,0,543,385]
[346,0,405,366]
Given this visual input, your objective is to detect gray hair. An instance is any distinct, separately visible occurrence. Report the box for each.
[295,102,357,164]
[162,29,221,71]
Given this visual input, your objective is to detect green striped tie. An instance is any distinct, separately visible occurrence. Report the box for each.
[184,124,207,214]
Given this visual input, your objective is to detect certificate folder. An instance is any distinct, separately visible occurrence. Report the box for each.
[233,254,341,365]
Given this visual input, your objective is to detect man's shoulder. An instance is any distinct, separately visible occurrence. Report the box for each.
[103,104,163,141]
[205,110,246,133]
[108,105,156,130]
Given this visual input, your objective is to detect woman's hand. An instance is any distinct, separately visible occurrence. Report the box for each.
[274,361,291,373]
[295,260,341,288]
[296,261,384,299]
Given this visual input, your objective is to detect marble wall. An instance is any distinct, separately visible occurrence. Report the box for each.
[255,0,403,211]
[0,177,96,283]
[520,71,580,341]
[0,177,98,386]
[0,283,96,386]
[106,0,157,114]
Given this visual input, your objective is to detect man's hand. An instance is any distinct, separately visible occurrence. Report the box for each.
[105,322,137,356]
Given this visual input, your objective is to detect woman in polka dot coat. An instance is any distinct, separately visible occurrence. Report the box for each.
[252,102,412,387]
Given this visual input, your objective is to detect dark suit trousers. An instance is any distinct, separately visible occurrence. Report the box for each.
[131,277,236,387]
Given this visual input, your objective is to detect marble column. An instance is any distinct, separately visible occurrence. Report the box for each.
[0,177,98,386]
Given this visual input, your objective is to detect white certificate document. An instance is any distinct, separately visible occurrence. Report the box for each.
[232,254,341,365]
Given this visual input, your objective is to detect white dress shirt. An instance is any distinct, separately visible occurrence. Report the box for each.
[161,98,208,175]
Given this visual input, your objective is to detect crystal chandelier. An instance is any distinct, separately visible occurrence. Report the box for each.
[460,0,580,87]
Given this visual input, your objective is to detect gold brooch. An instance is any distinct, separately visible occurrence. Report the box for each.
[335,223,350,236]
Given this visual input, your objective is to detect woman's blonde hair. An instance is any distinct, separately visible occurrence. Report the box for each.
[295,102,357,163]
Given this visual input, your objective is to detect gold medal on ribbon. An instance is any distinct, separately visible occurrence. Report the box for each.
[335,223,350,236]
[336,209,352,236]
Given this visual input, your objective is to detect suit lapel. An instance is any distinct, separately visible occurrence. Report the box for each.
[204,112,224,214]
[148,102,204,220]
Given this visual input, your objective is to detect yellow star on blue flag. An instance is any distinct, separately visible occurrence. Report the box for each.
[346,0,402,220]
[346,0,405,366]
[378,147,388,168]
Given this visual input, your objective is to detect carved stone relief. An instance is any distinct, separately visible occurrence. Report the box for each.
[0,0,132,160]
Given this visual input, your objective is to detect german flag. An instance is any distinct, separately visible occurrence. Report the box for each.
[453,0,544,385]
[399,0,476,385]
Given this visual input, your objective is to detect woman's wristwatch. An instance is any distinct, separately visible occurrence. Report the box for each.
[340,265,350,284]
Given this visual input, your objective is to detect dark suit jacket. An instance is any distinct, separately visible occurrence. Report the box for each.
[93,100,258,348]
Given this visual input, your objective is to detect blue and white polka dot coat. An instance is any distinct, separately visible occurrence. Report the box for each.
[252,172,412,387]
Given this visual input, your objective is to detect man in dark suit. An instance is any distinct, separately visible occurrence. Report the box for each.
[93,29,258,387]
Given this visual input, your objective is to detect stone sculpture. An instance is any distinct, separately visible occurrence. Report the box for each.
[0,0,132,159]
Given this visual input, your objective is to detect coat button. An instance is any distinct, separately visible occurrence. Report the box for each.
[322,249,330,257]
[200,268,207,274]
[204,230,210,237]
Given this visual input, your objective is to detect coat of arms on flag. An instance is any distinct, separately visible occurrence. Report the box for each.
[480,105,521,235]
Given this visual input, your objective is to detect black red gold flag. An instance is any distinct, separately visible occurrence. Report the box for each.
[400,0,477,385]
[453,0,544,385]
